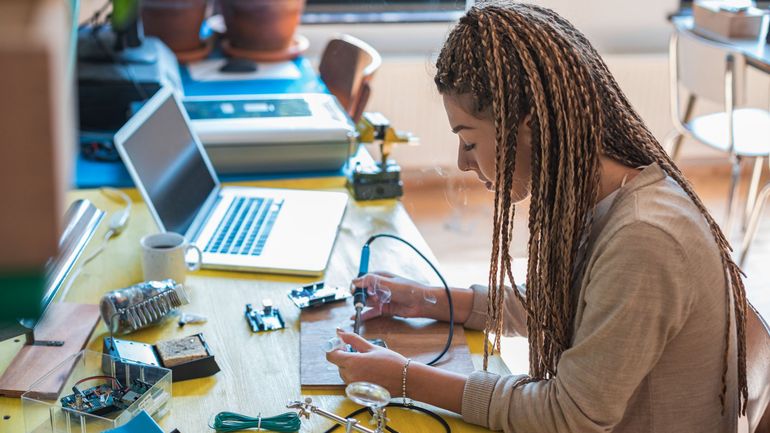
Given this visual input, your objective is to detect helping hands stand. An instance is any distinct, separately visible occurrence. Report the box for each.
[288,382,390,433]
[348,113,416,201]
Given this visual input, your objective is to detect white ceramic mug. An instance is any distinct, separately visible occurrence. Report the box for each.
[140,232,202,284]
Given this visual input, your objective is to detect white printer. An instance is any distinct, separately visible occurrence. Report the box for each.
[182,93,357,174]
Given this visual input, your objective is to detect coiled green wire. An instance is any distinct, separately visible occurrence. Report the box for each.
[210,411,301,432]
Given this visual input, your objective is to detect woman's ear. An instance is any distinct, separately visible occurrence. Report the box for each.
[524,113,533,129]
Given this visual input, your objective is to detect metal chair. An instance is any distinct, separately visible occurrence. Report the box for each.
[318,34,382,124]
[740,174,770,266]
[667,29,770,242]
[744,303,770,433]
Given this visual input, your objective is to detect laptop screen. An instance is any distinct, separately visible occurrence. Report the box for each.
[119,92,217,235]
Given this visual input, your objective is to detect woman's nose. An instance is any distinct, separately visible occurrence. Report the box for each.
[457,143,472,172]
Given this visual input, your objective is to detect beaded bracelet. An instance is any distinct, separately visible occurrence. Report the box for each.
[402,358,413,406]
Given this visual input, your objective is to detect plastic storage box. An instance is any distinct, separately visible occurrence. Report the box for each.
[21,350,171,433]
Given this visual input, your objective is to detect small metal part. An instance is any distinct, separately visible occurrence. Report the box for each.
[245,300,285,333]
[322,337,387,353]
[178,312,207,327]
[353,306,363,335]
[288,282,351,309]
[367,339,387,349]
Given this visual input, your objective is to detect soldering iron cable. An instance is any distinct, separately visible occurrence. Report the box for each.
[356,233,454,367]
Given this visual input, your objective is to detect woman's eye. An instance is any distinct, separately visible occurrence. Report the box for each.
[463,143,476,151]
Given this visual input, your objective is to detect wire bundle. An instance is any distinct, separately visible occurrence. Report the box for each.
[210,411,301,432]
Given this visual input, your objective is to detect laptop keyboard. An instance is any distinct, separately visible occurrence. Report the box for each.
[204,197,284,256]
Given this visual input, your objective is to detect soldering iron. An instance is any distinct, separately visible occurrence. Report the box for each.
[351,234,454,367]
[352,244,370,335]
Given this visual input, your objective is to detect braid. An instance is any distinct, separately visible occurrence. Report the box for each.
[435,0,748,413]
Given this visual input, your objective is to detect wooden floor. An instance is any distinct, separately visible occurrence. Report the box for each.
[401,161,770,334]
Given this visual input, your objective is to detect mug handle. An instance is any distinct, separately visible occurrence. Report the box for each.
[186,244,203,272]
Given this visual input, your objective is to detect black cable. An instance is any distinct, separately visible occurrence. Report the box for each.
[362,233,454,367]
[322,403,451,433]
[78,0,111,30]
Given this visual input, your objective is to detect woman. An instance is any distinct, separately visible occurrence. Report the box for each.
[326,2,748,432]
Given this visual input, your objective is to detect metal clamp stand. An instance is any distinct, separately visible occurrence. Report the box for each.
[287,382,391,433]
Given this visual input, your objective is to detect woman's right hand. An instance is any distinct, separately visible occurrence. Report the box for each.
[351,271,437,321]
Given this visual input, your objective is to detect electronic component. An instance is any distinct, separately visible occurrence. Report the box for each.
[348,160,403,201]
[288,282,351,309]
[99,280,190,334]
[60,377,152,417]
[245,300,285,332]
[103,333,220,383]
[80,131,120,162]
[322,337,387,353]
[177,312,207,327]
[347,112,413,201]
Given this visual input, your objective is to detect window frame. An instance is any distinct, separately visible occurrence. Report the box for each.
[302,0,473,24]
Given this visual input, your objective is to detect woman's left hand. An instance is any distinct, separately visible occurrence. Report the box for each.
[325,329,407,396]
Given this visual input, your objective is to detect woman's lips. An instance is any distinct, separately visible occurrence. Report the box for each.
[476,174,493,190]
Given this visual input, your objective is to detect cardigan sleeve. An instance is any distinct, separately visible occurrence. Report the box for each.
[464,283,528,338]
[461,222,693,432]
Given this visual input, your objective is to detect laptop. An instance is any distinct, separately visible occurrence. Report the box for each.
[114,87,349,276]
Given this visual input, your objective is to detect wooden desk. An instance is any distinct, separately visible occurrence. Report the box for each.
[0,176,509,432]
[671,15,770,73]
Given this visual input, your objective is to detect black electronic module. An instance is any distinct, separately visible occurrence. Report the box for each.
[245,300,285,332]
[60,377,152,417]
[288,282,351,309]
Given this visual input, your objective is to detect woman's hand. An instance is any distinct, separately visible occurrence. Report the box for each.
[326,329,469,413]
[352,271,435,321]
[352,271,476,324]
[326,329,407,396]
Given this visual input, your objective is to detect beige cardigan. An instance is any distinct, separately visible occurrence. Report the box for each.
[462,163,738,432]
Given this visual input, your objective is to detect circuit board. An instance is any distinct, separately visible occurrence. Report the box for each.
[60,379,152,417]
[245,300,285,332]
[288,282,351,309]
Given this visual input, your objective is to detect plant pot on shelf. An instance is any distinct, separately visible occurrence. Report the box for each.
[142,0,212,62]
[220,0,306,61]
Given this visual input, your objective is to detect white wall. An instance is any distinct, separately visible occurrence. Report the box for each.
[301,0,682,56]
[300,1,770,172]
[359,54,769,171]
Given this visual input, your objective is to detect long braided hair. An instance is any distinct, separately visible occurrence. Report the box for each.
[435,1,747,413]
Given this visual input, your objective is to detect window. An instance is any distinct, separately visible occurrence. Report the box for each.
[303,0,471,24]
[678,0,770,8]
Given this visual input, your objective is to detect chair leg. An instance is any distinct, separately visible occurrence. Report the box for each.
[725,157,743,240]
[739,183,770,267]
[670,132,685,162]
[662,130,675,151]
[670,94,697,162]
[744,157,764,230]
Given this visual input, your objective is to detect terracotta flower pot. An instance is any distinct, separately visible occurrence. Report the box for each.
[142,0,208,53]
[221,0,305,52]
